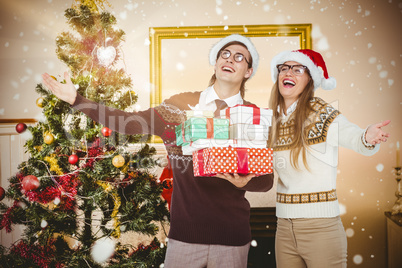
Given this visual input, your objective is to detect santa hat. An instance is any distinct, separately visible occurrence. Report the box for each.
[270,49,336,91]
[209,34,259,78]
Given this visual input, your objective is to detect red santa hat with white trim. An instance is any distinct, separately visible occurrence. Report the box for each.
[271,49,336,91]
[209,34,259,78]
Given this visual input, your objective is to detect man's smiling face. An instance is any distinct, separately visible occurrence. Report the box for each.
[214,44,253,85]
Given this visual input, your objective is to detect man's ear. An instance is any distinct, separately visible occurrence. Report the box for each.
[244,68,253,79]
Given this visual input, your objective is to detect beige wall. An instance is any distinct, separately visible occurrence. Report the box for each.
[0,0,401,267]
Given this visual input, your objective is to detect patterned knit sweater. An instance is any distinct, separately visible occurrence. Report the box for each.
[274,97,379,219]
[72,91,274,246]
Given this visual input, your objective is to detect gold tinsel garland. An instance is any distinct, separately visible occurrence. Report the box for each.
[96,181,121,238]
[44,155,64,176]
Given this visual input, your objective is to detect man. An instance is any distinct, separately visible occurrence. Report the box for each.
[42,34,274,268]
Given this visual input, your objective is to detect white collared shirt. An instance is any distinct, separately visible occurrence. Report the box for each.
[278,99,298,120]
[193,85,243,111]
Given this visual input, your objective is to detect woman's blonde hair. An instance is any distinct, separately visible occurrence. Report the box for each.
[268,74,315,170]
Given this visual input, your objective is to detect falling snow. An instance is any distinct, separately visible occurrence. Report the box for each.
[368,57,376,64]
[345,228,355,237]
[353,254,363,265]
[376,163,384,172]
[339,203,346,215]
[379,71,388,78]
[176,62,185,71]
[251,240,258,247]
[11,81,18,88]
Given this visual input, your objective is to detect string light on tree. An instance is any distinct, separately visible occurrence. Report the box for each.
[41,219,48,229]
[53,197,61,205]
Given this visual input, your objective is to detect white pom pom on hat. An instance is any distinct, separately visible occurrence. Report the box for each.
[270,49,336,91]
[209,34,259,78]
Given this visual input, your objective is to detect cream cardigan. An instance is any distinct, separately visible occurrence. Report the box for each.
[274,97,379,218]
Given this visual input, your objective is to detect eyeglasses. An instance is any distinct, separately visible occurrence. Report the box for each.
[220,50,250,64]
[277,64,308,76]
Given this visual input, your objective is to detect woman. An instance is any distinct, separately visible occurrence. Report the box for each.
[267,49,390,268]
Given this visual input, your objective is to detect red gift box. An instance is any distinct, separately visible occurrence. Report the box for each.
[193,147,273,176]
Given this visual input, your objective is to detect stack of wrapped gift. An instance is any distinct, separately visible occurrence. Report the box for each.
[175,105,273,176]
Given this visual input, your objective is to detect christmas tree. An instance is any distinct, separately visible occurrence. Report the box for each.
[0,1,170,267]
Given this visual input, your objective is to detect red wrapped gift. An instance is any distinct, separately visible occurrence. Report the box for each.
[193,147,273,176]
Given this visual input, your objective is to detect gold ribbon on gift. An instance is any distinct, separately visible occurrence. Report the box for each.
[96,181,121,238]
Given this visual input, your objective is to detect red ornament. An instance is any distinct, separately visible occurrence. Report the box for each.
[162,178,173,190]
[68,154,79,165]
[21,175,40,192]
[159,157,173,210]
[101,127,113,137]
[0,186,5,201]
[15,123,27,133]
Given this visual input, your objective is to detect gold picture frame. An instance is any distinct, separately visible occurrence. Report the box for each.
[148,24,312,142]
[149,24,312,107]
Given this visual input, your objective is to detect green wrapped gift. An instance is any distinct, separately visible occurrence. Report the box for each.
[176,117,229,146]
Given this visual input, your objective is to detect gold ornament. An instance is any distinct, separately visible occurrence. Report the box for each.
[36,97,44,108]
[43,132,54,145]
[112,155,125,168]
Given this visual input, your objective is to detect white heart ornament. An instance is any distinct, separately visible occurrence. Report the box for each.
[97,46,116,67]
